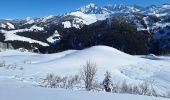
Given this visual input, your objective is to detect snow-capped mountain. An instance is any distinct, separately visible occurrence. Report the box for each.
[76,4,103,14]
[142,3,170,16]
[76,3,170,16]
[76,4,141,14]
[0,3,169,54]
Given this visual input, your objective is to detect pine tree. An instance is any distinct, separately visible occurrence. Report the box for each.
[103,71,113,92]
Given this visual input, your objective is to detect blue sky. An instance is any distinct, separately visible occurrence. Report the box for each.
[0,0,169,19]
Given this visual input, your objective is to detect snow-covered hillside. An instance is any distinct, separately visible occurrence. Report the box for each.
[69,11,109,26]
[0,46,170,99]
[0,75,169,100]
[0,29,49,46]
[0,80,169,100]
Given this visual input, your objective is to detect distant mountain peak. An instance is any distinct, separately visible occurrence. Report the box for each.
[74,3,170,16]
[85,3,97,8]
[161,3,170,9]
[76,3,100,14]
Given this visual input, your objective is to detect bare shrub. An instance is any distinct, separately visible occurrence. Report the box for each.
[0,61,23,70]
[43,73,57,88]
[128,84,133,94]
[140,82,150,95]
[120,80,129,93]
[43,74,81,89]
[5,63,17,70]
[108,80,159,97]
[92,81,103,91]
[150,87,157,97]
[66,75,81,89]
[81,60,97,91]
[132,85,141,94]
[112,82,120,93]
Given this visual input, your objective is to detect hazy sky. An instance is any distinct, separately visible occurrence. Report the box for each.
[0,0,169,19]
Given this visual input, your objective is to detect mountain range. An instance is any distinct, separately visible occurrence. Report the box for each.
[0,3,170,55]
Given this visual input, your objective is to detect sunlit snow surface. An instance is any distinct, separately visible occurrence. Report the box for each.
[0,46,170,100]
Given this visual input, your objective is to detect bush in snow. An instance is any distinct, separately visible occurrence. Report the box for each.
[80,60,97,91]
[0,61,23,70]
[43,74,81,89]
[112,82,120,93]
[92,80,103,91]
[66,75,81,89]
[120,80,129,93]
[150,86,157,97]
[132,85,141,94]
[139,82,150,95]
[102,71,113,92]
[41,67,162,98]
[5,63,17,70]
[115,81,159,97]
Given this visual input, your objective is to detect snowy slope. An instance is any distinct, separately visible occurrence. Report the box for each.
[0,28,49,46]
[0,78,168,100]
[0,23,7,28]
[0,46,170,97]
[47,30,61,43]
[0,72,168,100]
[69,11,109,26]
[6,22,15,29]
[62,21,72,28]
